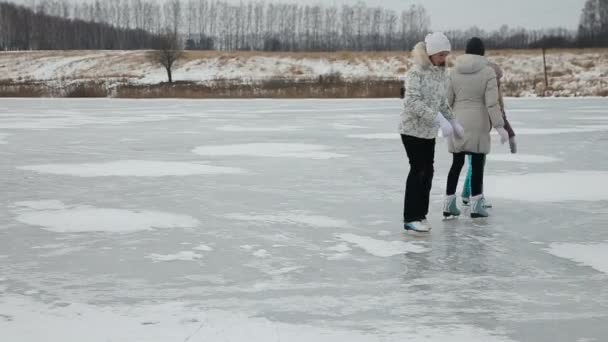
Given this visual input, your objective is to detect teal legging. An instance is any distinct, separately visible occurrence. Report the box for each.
[462,155,473,199]
[462,155,488,198]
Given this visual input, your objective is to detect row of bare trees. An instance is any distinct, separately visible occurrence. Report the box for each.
[15,0,432,51]
[0,1,164,50]
[3,0,608,51]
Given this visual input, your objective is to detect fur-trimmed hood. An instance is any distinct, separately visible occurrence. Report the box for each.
[411,42,432,68]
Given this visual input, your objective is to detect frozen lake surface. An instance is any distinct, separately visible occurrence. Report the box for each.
[1,98,607,341]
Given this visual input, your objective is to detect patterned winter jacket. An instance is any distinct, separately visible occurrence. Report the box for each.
[399,42,455,139]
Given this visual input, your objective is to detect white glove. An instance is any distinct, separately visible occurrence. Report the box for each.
[436,113,453,137]
[509,137,517,154]
[450,120,464,138]
[496,127,509,144]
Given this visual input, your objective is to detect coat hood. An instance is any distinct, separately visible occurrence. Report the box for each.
[454,54,488,74]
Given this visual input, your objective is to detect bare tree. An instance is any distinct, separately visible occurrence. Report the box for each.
[149,31,183,83]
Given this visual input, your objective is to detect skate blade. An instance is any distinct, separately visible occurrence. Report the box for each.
[442,213,460,221]
[403,227,432,234]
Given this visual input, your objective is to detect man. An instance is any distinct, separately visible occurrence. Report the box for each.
[399,32,463,233]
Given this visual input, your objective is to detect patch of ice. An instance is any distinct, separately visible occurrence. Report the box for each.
[0,296,519,342]
[336,233,429,257]
[347,133,397,140]
[225,212,350,229]
[39,246,86,257]
[0,115,170,130]
[487,154,562,163]
[572,109,608,114]
[485,171,608,202]
[18,160,247,177]
[240,245,255,250]
[546,243,608,274]
[0,133,9,144]
[193,143,347,159]
[571,116,608,121]
[326,253,352,260]
[265,266,302,275]
[14,202,199,233]
[145,251,202,262]
[510,127,604,135]
[216,125,299,132]
[253,249,270,258]
[331,123,366,130]
[508,109,544,113]
[14,200,67,210]
[327,243,352,253]
[193,244,213,252]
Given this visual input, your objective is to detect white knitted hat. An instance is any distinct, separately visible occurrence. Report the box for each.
[424,32,452,56]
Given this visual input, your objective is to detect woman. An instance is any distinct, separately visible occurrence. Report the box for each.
[461,60,518,207]
[399,32,463,232]
[442,37,509,219]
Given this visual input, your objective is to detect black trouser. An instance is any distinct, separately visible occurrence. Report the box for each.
[401,134,435,223]
[446,152,486,197]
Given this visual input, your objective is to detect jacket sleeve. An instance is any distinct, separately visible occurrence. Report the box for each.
[440,77,455,121]
[403,69,437,127]
[484,70,505,129]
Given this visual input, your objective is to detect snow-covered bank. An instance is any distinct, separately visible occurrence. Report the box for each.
[0,49,606,97]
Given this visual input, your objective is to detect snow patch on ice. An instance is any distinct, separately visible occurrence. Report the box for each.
[193,244,213,252]
[347,133,397,140]
[331,123,366,130]
[253,249,271,258]
[216,125,299,132]
[18,160,247,177]
[327,243,352,253]
[225,212,350,229]
[193,143,347,159]
[14,201,199,233]
[485,171,608,202]
[145,251,202,262]
[336,234,429,257]
[546,243,608,274]
[487,154,562,163]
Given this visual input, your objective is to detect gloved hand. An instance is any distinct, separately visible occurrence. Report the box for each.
[509,136,517,154]
[450,120,464,138]
[436,113,453,137]
[496,127,509,144]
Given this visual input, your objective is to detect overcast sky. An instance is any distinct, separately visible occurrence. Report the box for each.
[224,0,588,31]
[15,0,588,31]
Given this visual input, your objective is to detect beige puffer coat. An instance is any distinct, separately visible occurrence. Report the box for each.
[447,54,504,154]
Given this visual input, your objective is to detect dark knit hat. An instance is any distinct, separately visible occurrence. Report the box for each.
[465,37,485,56]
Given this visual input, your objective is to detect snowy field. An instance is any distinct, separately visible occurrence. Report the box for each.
[1,50,606,96]
[1,97,607,341]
